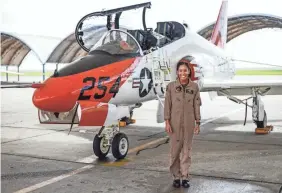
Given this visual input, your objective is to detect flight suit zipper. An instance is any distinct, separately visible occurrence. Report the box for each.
[182,86,185,142]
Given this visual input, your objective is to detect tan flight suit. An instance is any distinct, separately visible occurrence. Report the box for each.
[164,78,201,180]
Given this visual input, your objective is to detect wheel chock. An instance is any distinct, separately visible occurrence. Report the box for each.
[130,119,136,124]
[119,121,127,127]
[255,125,273,134]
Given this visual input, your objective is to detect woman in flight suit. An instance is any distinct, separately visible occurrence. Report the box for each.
[164,60,201,188]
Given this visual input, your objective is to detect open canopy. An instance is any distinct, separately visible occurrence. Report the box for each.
[75,2,151,52]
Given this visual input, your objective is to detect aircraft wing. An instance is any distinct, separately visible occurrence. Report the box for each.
[201,79,282,96]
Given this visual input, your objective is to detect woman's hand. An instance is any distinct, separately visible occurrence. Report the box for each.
[165,121,172,133]
[194,124,200,135]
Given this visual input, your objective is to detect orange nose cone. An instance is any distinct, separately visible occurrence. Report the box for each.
[32,88,77,112]
[32,88,55,111]
[32,78,77,112]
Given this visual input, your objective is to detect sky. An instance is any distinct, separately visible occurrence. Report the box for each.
[1,0,282,71]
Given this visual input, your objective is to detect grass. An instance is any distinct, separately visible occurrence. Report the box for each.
[235,70,282,75]
[1,71,53,76]
[2,70,282,77]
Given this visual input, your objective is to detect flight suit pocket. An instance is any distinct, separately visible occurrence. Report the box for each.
[171,94,183,112]
[185,90,194,103]
[186,95,193,103]
[184,89,195,113]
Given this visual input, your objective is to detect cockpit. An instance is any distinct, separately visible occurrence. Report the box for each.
[89,30,143,57]
[88,20,186,56]
[74,2,186,55]
[51,2,188,78]
[125,21,186,53]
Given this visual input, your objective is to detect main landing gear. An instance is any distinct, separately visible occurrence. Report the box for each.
[222,87,273,134]
[119,110,136,127]
[119,104,142,127]
[93,124,129,160]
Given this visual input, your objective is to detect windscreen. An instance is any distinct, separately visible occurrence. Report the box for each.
[90,29,142,57]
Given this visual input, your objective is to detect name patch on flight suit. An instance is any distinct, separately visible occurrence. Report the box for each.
[185,89,194,94]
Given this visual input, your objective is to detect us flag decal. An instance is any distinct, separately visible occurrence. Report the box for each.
[132,78,140,88]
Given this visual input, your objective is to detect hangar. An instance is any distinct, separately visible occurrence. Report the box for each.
[1,13,282,81]
[198,13,282,42]
[1,32,44,81]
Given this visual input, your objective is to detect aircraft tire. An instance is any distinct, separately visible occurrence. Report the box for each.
[256,110,267,128]
[93,134,110,159]
[111,133,129,160]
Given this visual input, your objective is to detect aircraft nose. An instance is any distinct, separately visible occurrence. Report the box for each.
[32,88,60,112]
[32,78,76,112]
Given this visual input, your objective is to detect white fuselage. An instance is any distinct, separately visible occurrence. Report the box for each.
[109,28,236,106]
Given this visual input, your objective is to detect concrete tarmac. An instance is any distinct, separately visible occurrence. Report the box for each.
[1,88,282,193]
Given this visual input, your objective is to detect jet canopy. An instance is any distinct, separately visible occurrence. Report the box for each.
[75,2,151,52]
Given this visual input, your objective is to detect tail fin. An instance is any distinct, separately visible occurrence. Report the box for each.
[210,0,228,49]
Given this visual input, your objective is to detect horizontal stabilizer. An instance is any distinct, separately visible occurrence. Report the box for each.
[202,80,282,96]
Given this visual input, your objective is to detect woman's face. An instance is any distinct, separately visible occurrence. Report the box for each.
[177,64,190,81]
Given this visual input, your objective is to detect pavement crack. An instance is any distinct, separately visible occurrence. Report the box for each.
[136,138,169,155]
[1,153,89,166]
[1,169,74,180]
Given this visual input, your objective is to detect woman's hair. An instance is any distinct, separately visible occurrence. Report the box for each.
[176,61,191,78]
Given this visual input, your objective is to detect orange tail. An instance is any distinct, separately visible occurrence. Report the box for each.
[210,0,228,49]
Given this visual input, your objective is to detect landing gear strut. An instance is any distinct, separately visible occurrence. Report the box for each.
[252,90,267,128]
[119,108,137,127]
[221,87,272,134]
[252,89,273,134]
[93,124,129,160]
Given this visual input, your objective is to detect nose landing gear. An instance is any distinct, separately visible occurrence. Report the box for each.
[93,124,129,160]
[111,133,129,159]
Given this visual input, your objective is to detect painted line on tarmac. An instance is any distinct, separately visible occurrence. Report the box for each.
[13,165,93,193]
[12,136,168,193]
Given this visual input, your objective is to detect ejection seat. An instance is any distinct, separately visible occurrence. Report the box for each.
[127,29,157,53]
[154,21,186,46]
